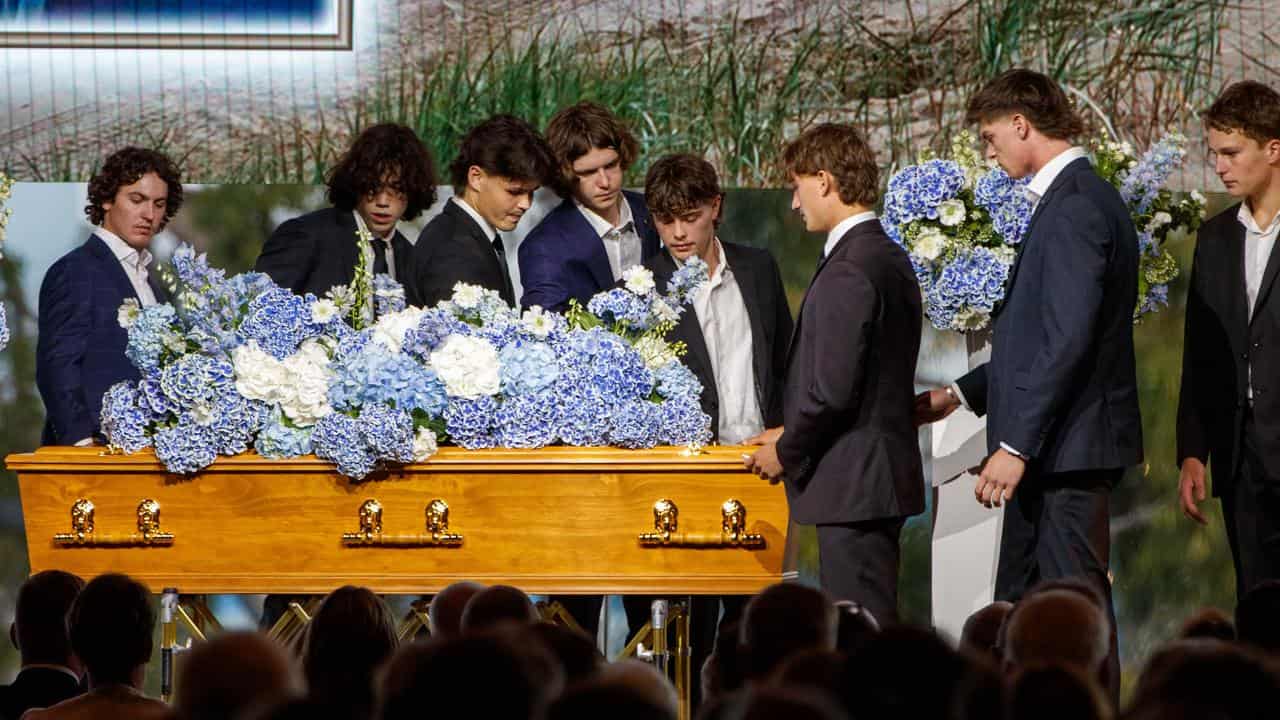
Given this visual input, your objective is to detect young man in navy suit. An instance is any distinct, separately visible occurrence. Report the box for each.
[36,147,182,446]
[917,69,1140,700]
[518,102,661,312]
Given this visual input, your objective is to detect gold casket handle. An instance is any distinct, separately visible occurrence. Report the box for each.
[638,498,766,549]
[341,498,463,547]
[53,498,174,547]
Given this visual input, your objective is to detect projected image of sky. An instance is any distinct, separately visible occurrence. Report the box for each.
[0,0,335,33]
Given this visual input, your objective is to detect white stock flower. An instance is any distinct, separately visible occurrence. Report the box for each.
[521,306,555,338]
[1146,212,1173,233]
[412,427,439,462]
[430,334,501,399]
[912,226,948,261]
[634,334,677,370]
[622,266,656,295]
[117,298,141,329]
[452,282,485,309]
[372,306,426,354]
[937,199,966,227]
[232,341,287,404]
[279,340,334,426]
[310,298,339,324]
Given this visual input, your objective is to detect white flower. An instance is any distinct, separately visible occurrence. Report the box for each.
[310,298,339,324]
[912,226,948,261]
[650,297,680,325]
[992,245,1017,265]
[634,334,677,370]
[412,427,439,462]
[117,298,141,329]
[521,306,555,338]
[1146,211,1173,234]
[451,282,485,309]
[232,341,287,404]
[279,340,334,426]
[189,401,217,427]
[937,199,967,227]
[371,306,426,354]
[162,331,187,354]
[430,334,501,399]
[622,266,656,295]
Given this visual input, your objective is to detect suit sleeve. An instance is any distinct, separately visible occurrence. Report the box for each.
[954,364,989,417]
[517,228,572,313]
[35,260,95,444]
[766,252,793,426]
[1001,195,1110,458]
[776,260,877,477]
[1177,232,1211,466]
[254,217,316,295]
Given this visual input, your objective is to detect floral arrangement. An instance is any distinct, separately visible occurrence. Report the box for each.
[102,246,712,480]
[0,171,13,351]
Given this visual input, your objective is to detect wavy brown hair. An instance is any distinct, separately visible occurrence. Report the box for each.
[448,114,556,194]
[327,123,438,221]
[544,101,640,198]
[1203,81,1280,144]
[782,123,880,207]
[644,153,723,223]
[84,147,184,228]
[965,68,1085,140]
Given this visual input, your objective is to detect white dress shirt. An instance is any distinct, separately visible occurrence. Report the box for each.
[353,211,398,281]
[577,196,641,280]
[823,211,879,259]
[95,226,157,307]
[1239,202,1280,399]
[690,239,764,444]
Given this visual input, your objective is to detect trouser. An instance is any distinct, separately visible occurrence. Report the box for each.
[815,516,906,626]
[1223,408,1280,599]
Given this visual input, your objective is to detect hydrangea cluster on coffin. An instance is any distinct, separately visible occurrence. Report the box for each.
[101,245,713,480]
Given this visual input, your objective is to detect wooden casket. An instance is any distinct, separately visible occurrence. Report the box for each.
[5,446,794,595]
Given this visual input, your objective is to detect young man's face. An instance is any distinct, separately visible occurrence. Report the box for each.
[101,171,169,249]
[1208,127,1280,200]
[468,167,539,232]
[978,114,1035,179]
[569,146,624,219]
[790,172,830,233]
[356,182,408,238]
[654,196,722,263]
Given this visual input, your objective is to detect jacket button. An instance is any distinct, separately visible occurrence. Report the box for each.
[1243,352,1250,360]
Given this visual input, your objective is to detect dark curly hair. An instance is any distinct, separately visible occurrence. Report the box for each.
[448,115,555,194]
[84,147,184,228]
[328,124,438,221]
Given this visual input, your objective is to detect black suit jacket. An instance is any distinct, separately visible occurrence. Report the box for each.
[406,199,515,308]
[644,242,792,441]
[776,219,925,525]
[956,157,1143,472]
[0,667,81,720]
[1178,203,1280,491]
[254,207,412,298]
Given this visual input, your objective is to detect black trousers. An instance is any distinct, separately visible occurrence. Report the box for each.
[815,516,906,626]
[994,467,1122,706]
[1223,410,1280,599]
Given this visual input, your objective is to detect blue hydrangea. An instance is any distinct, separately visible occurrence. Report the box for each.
[909,255,934,296]
[494,391,560,448]
[328,340,448,417]
[373,274,407,317]
[153,419,219,475]
[973,169,1033,245]
[126,304,179,373]
[100,381,153,454]
[159,354,233,408]
[925,248,1010,331]
[238,287,325,360]
[884,160,967,225]
[498,340,560,396]
[606,400,662,449]
[206,388,267,455]
[312,413,378,479]
[1120,135,1184,215]
[555,384,613,446]
[171,244,227,292]
[136,374,177,417]
[445,396,498,449]
[653,360,703,403]
[658,397,713,446]
[357,403,416,464]
[588,288,652,329]
[255,408,313,459]
[560,327,654,403]
[402,308,468,360]
[0,303,8,351]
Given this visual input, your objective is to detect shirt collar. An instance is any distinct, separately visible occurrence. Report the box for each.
[95,226,153,269]
[1237,202,1280,235]
[353,210,395,242]
[575,195,634,238]
[451,196,497,243]
[1026,146,1089,203]
[824,211,878,258]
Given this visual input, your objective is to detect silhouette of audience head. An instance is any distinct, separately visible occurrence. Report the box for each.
[173,632,302,720]
[301,585,397,718]
[428,581,484,640]
[1179,606,1235,642]
[960,600,1013,661]
[68,573,154,688]
[833,600,880,654]
[525,621,603,685]
[1005,664,1110,720]
[740,584,837,681]
[1129,638,1280,719]
[1004,589,1109,676]
[12,570,84,670]
[459,584,538,634]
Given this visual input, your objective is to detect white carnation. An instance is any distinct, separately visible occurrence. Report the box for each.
[311,298,339,324]
[451,282,485,309]
[912,226,948,261]
[622,266,656,295]
[430,334,501,399]
[412,427,439,462]
[634,334,677,370]
[232,341,287,404]
[117,298,141,329]
[521,306,555,338]
[937,199,966,227]
[372,306,426,354]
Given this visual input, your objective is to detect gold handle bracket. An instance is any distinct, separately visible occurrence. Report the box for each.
[341,499,463,547]
[637,498,765,549]
[53,498,174,547]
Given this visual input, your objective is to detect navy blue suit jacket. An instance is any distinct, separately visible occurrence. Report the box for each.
[955,157,1143,472]
[518,190,660,312]
[37,235,168,445]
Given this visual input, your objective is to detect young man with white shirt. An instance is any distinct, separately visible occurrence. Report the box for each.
[1178,80,1280,602]
[745,124,924,626]
[518,102,661,312]
[36,147,182,446]
[256,123,438,298]
[915,69,1138,702]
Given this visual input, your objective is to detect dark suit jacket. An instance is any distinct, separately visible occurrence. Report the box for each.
[406,199,515,308]
[0,667,81,720]
[956,157,1142,472]
[518,190,660,312]
[776,219,925,525]
[254,207,412,298]
[1178,203,1280,491]
[36,235,169,445]
[644,243,793,441]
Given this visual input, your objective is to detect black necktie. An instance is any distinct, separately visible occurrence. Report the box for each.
[493,234,514,303]
[371,237,389,276]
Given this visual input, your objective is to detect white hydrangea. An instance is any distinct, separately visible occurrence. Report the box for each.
[371,306,426,354]
[451,282,485,310]
[412,427,439,462]
[634,334,677,370]
[430,334,501,399]
[117,298,141,329]
[622,265,656,295]
[937,199,966,227]
[912,226,948,261]
[992,245,1018,265]
[232,341,287,405]
[311,298,339,324]
[521,306,555,338]
[279,339,334,426]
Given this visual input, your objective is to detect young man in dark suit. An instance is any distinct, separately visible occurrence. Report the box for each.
[0,571,85,720]
[255,123,437,297]
[746,124,924,626]
[640,153,792,707]
[1178,80,1280,601]
[406,115,554,308]
[917,69,1141,700]
[37,147,180,446]
[518,102,661,312]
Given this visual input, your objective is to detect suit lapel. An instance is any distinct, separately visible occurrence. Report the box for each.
[625,192,662,257]
[334,210,361,281]
[565,203,616,291]
[87,234,142,302]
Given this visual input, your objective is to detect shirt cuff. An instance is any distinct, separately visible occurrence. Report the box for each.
[999,442,1028,460]
[73,437,94,447]
[949,382,972,412]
